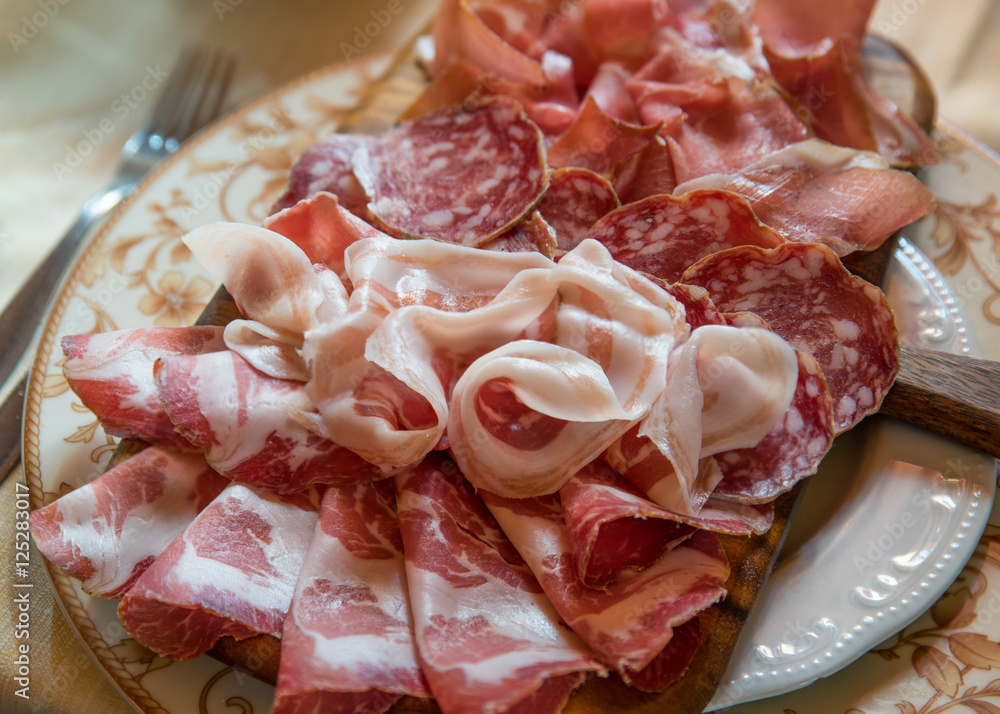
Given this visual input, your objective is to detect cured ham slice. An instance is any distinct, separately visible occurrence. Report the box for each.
[682,242,899,433]
[588,189,783,283]
[396,453,603,713]
[448,240,687,497]
[118,483,321,660]
[271,134,370,216]
[546,97,661,178]
[352,98,547,245]
[611,138,677,205]
[61,326,225,451]
[559,460,696,588]
[156,349,384,492]
[481,490,729,687]
[536,167,620,251]
[674,139,935,255]
[29,447,227,598]
[272,481,430,713]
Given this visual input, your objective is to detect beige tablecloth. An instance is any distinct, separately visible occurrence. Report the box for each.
[2,1,999,712]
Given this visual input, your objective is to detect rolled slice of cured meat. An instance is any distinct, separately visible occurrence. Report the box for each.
[352,97,547,246]
[536,167,620,251]
[61,326,225,451]
[588,190,783,283]
[118,483,321,660]
[559,460,696,588]
[396,453,603,714]
[29,447,227,598]
[480,211,559,258]
[156,349,384,492]
[272,480,430,713]
[674,139,935,255]
[481,489,729,688]
[681,241,899,433]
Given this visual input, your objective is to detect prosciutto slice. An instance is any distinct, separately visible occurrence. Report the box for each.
[396,453,603,714]
[272,481,430,713]
[352,97,548,245]
[156,350,384,492]
[481,489,729,687]
[559,460,696,588]
[588,189,783,283]
[29,447,227,598]
[61,326,225,451]
[674,139,936,255]
[681,241,899,433]
[118,483,320,660]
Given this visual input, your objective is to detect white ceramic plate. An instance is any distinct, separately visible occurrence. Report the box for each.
[23,54,998,714]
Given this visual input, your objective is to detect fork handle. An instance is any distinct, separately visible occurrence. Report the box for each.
[0,182,133,395]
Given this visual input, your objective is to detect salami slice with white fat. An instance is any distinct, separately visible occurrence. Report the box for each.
[536,167,620,250]
[588,190,784,283]
[681,242,899,433]
[272,134,371,217]
[353,97,548,246]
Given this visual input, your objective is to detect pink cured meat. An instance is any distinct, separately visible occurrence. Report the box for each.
[156,350,385,492]
[612,138,678,205]
[559,460,696,588]
[352,98,547,246]
[663,282,726,329]
[681,242,899,433]
[481,489,729,685]
[480,211,559,258]
[118,483,321,660]
[272,481,430,714]
[536,167,620,251]
[588,190,783,283]
[29,447,227,598]
[272,134,371,216]
[396,453,603,714]
[61,326,226,451]
[712,350,834,502]
[673,140,936,256]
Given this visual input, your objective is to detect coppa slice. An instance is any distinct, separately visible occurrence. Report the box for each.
[681,241,899,433]
[118,483,320,660]
[155,350,385,493]
[396,453,603,714]
[588,190,784,283]
[352,97,548,245]
[272,480,431,713]
[481,489,729,690]
[29,447,228,599]
[61,326,226,451]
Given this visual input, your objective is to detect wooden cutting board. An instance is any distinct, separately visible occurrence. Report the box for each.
[107,30,1000,714]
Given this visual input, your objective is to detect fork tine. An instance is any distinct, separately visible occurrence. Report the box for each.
[170,48,236,147]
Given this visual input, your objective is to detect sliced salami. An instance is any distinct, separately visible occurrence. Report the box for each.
[588,189,783,283]
[29,447,227,599]
[396,453,603,713]
[61,326,226,451]
[480,211,559,257]
[272,481,430,712]
[536,167,620,251]
[353,97,547,246]
[681,242,899,433]
[711,350,834,503]
[271,133,371,217]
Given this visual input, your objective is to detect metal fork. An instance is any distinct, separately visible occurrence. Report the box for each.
[0,46,236,477]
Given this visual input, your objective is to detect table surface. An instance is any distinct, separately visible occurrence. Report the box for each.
[2,1,999,712]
